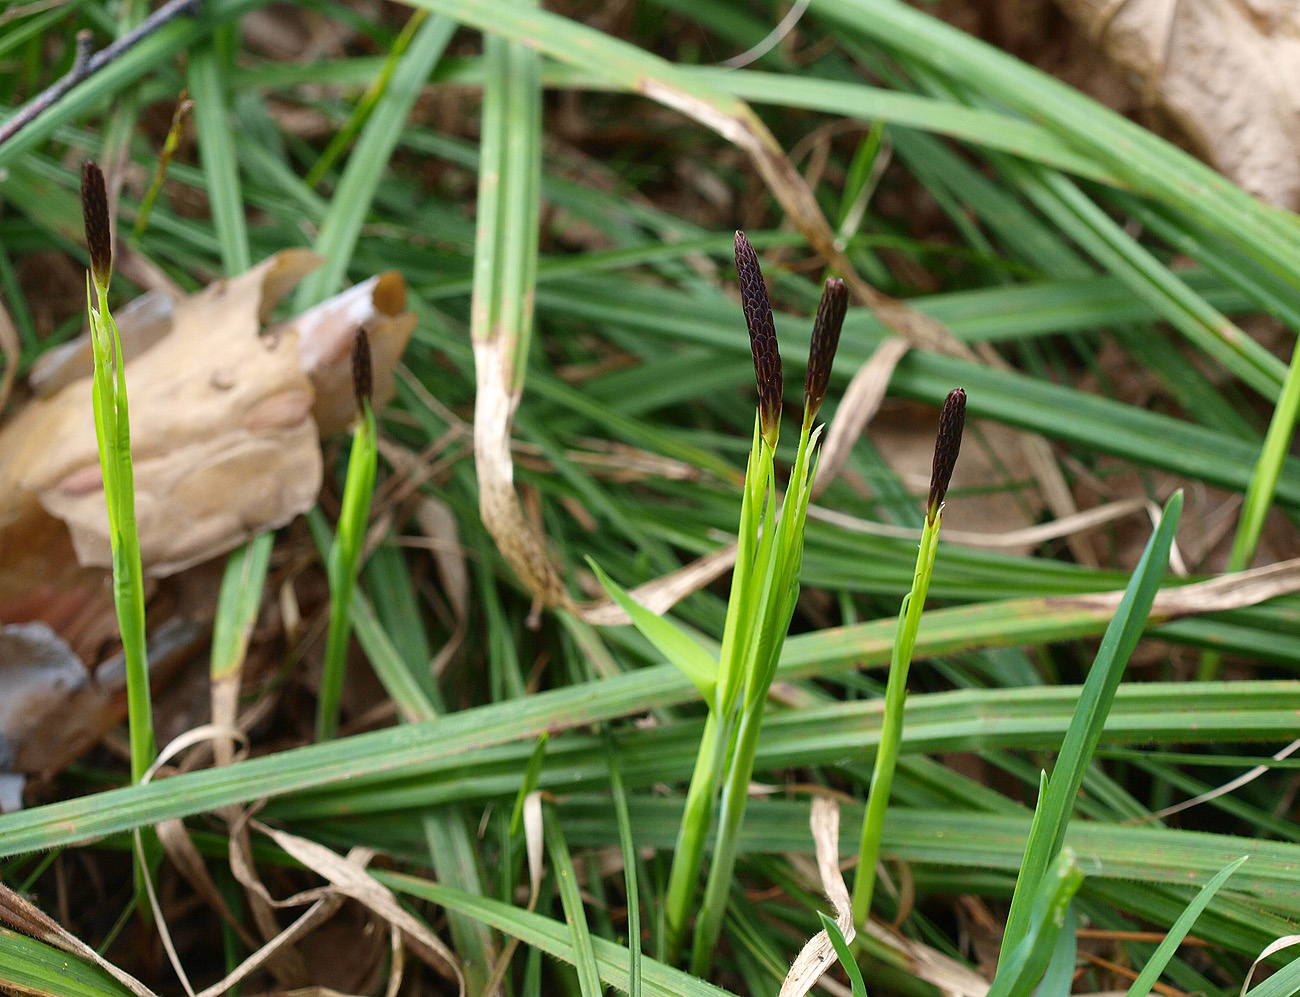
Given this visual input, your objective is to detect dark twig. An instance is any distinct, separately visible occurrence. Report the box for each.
[0,0,203,150]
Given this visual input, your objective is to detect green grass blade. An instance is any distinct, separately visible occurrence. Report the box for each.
[293,13,454,309]
[381,872,740,997]
[999,492,1183,957]
[818,913,868,997]
[0,929,139,997]
[587,558,718,700]
[210,533,273,681]
[1125,855,1248,997]
[608,747,644,997]
[545,808,604,997]
[187,37,250,275]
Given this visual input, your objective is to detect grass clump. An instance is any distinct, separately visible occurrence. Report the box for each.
[3,3,1300,995]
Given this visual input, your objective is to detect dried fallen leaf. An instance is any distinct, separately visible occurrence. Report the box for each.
[0,254,415,791]
[0,252,415,595]
[254,822,465,996]
[1058,0,1300,209]
[778,795,855,997]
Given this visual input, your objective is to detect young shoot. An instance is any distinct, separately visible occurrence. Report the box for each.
[594,232,847,968]
[851,386,966,927]
[81,161,155,784]
[315,327,380,741]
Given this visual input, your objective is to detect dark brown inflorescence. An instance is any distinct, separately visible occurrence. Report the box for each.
[926,387,966,523]
[804,277,847,422]
[80,161,113,291]
[734,231,782,447]
[352,325,373,410]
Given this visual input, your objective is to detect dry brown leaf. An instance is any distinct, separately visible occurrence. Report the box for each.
[1065,553,1300,617]
[809,497,1149,550]
[1057,0,1300,208]
[576,543,739,626]
[779,795,856,997]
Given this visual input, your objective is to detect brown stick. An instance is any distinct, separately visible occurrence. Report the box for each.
[0,0,203,150]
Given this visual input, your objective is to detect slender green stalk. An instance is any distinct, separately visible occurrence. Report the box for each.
[852,388,966,927]
[129,91,191,246]
[1200,340,1300,680]
[316,330,380,740]
[606,745,643,997]
[304,10,429,188]
[662,419,771,962]
[81,161,154,785]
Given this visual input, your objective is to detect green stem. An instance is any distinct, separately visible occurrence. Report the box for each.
[689,422,816,974]
[1199,337,1300,680]
[661,707,728,964]
[315,404,378,741]
[688,695,762,975]
[661,419,772,962]
[851,509,942,926]
[91,282,154,784]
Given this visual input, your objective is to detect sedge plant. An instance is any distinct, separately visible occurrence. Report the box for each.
[80,161,155,785]
[315,327,380,740]
[593,232,849,969]
[851,386,966,926]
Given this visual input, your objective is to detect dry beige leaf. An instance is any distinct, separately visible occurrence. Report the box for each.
[0,252,415,598]
[1057,0,1300,209]
[813,337,910,498]
[1063,553,1300,617]
[1137,736,1300,823]
[779,795,855,997]
[0,251,321,580]
[0,295,18,413]
[194,893,346,997]
[413,495,470,677]
[1241,933,1300,997]
[255,822,466,996]
[576,543,739,627]
[808,498,1149,549]
[474,334,576,610]
[864,920,991,997]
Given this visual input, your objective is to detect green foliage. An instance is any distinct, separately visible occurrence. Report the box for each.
[4,0,1300,993]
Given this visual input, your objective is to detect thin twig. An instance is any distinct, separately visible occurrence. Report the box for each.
[0,0,203,149]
